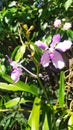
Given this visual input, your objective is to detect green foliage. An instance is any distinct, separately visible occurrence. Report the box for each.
[0,64,6,75]
[42,112,50,130]
[2,75,39,96]
[64,0,73,11]
[5,97,30,108]
[27,97,41,130]
[0,112,27,129]
[0,0,72,130]
[0,0,72,53]
[59,71,65,107]
[42,105,52,130]
[67,30,73,41]
[15,45,26,61]
[68,114,73,130]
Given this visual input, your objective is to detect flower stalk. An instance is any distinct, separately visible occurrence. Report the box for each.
[20,65,37,78]
[36,66,49,101]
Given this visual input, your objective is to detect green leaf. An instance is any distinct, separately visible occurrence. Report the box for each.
[0,65,6,76]
[42,35,52,46]
[42,112,50,130]
[11,46,20,59]
[8,1,17,7]
[59,71,65,107]
[5,97,30,108]
[4,118,11,130]
[68,114,73,130]
[67,30,73,40]
[1,75,39,96]
[15,45,26,61]
[27,97,41,130]
[42,104,52,130]
[0,82,38,96]
[64,0,73,10]
[0,82,28,91]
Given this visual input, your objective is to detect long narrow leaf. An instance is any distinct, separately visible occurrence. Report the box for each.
[42,112,50,130]
[27,97,41,130]
[59,71,65,107]
[2,74,39,96]
[68,114,73,130]
[42,104,52,130]
[0,82,38,96]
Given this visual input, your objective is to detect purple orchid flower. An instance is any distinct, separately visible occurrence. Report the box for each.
[7,56,22,83]
[7,56,37,82]
[35,34,72,69]
[11,68,22,83]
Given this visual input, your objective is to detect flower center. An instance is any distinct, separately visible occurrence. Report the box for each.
[49,48,54,59]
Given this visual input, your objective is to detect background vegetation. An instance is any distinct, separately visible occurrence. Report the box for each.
[0,0,73,130]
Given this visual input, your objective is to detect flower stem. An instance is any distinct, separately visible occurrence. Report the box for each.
[37,66,49,101]
[20,65,37,78]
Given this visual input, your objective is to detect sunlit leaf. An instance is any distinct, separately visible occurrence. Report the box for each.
[0,75,39,96]
[67,30,73,40]
[11,46,20,59]
[42,104,52,130]
[27,97,41,130]
[8,1,17,7]
[42,112,50,130]
[5,97,30,108]
[15,45,26,61]
[68,114,73,130]
[64,0,73,10]
[0,64,6,76]
[59,71,65,107]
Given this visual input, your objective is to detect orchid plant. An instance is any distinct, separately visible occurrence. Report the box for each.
[0,0,73,129]
[7,34,72,83]
[5,33,72,129]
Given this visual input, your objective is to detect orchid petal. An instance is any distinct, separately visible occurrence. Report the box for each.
[55,40,72,52]
[40,50,50,67]
[51,34,61,48]
[11,68,22,83]
[7,55,19,69]
[6,55,12,63]
[52,51,65,69]
[35,40,48,50]
[10,61,19,69]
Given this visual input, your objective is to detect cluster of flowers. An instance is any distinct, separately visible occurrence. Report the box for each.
[54,19,72,30]
[7,18,72,83]
[8,34,72,83]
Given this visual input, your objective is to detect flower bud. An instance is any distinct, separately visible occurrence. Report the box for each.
[54,19,61,28]
[23,24,28,31]
[28,25,34,31]
[63,22,72,30]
